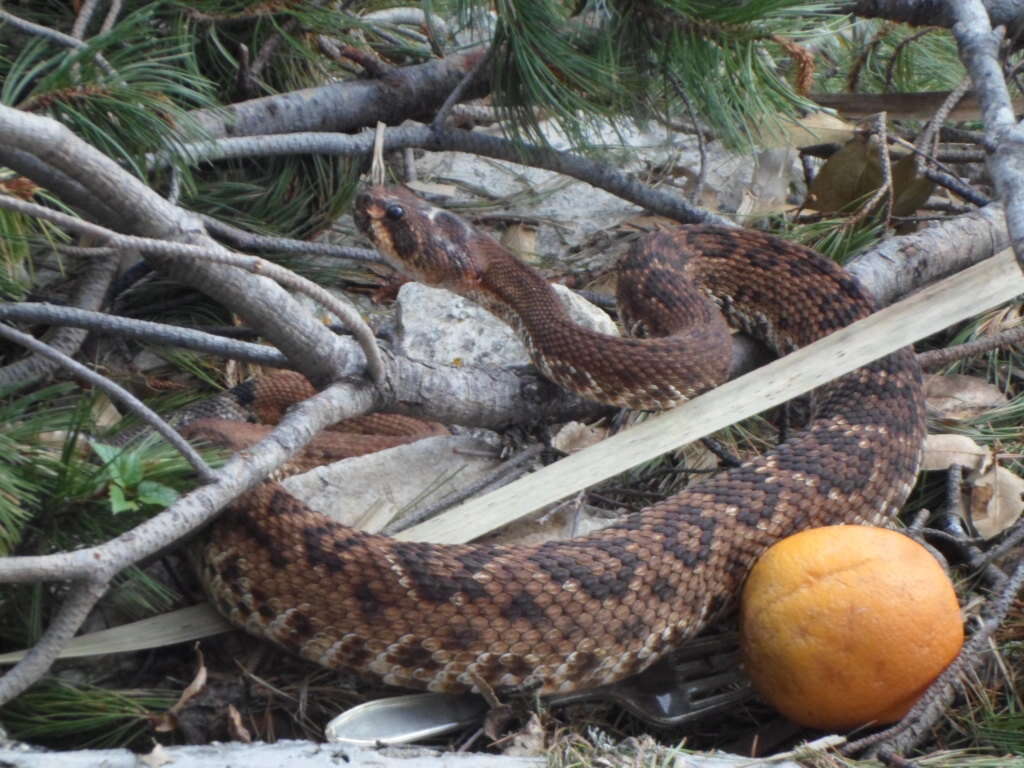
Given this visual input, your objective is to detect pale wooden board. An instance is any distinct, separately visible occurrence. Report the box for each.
[400,248,1024,544]
[7,249,1022,664]
[0,603,232,664]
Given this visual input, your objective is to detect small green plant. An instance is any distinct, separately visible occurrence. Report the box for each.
[89,440,180,516]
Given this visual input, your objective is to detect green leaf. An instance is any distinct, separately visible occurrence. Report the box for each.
[107,484,137,515]
[118,451,143,488]
[136,481,179,509]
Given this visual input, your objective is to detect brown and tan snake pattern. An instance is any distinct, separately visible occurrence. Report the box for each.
[198,186,926,695]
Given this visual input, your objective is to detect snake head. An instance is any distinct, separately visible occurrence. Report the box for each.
[354,186,488,291]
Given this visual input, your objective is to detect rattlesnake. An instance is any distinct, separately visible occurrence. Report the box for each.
[197,186,926,695]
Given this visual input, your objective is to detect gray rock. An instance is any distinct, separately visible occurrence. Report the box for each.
[283,433,503,532]
[395,283,617,369]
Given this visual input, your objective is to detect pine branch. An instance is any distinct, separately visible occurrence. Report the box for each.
[0,104,353,387]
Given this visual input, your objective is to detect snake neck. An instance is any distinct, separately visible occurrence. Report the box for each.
[466,237,732,410]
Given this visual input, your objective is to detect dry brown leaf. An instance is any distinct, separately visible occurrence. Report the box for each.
[551,421,608,454]
[154,645,209,732]
[760,112,857,149]
[924,374,1009,420]
[805,134,881,213]
[806,133,933,216]
[921,433,992,473]
[890,153,936,217]
[970,464,1024,538]
[501,713,547,757]
[227,703,253,743]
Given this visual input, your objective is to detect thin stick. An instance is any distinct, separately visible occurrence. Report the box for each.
[0,322,215,483]
[198,215,384,264]
[0,8,116,77]
[0,579,107,705]
[0,303,292,368]
[431,43,494,132]
[917,324,1024,367]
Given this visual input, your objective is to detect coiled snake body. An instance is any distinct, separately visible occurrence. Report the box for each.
[199,187,926,695]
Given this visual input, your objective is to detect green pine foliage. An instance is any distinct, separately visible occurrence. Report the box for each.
[459,0,841,149]
[0,383,219,652]
[0,679,176,749]
[816,20,965,95]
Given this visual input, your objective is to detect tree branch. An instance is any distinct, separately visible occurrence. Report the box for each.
[846,204,1009,306]
[186,48,489,139]
[0,253,118,391]
[949,5,1024,272]
[0,378,374,704]
[0,193,385,385]
[846,0,1024,30]
[0,304,291,368]
[156,123,733,227]
[0,104,353,387]
[0,8,116,76]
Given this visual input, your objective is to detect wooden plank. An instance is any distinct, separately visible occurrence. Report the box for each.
[400,249,1024,544]
[0,603,233,665]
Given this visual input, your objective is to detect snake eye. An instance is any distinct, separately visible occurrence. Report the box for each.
[385,204,405,221]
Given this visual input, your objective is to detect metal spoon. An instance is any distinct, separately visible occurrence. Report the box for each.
[326,632,750,745]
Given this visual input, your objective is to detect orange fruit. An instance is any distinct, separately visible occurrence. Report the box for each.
[739,525,963,731]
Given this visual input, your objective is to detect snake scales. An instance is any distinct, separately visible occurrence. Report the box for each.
[198,186,926,695]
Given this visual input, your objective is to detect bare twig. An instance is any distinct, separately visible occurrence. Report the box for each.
[98,0,123,35]
[917,324,1024,367]
[914,77,972,178]
[922,167,991,206]
[154,123,733,227]
[198,214,385,264]
[0,303,292,368]
[431,42,494,132]
[0,253,117,391]
[71,0,103,39]
[0,579,108,705]
[0,322,215,482]
[950,7,1024,272]
[0,8,116,76]
[666,71,707,205]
